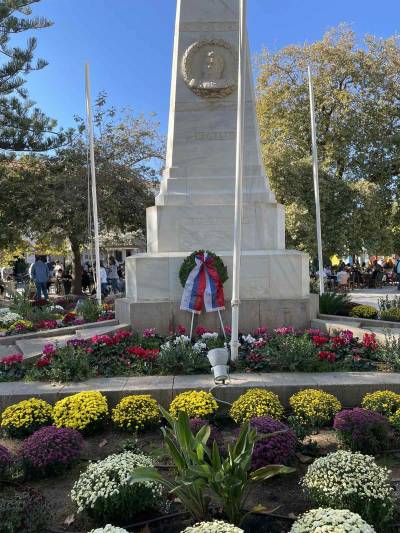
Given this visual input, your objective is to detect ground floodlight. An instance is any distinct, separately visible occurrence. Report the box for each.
[207,347,230,384]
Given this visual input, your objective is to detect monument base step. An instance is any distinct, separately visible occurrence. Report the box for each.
[125,250,310,302]
[116,295,318,335]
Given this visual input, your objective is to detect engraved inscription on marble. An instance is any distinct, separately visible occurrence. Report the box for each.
[182,39,237,99]
[194,131,235,141]
[180,22,238,32]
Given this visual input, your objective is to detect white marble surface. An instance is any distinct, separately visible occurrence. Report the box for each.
[158,0,273,207]
[125,250,309,302]
[147,203,285,253]
[119,0,311,325]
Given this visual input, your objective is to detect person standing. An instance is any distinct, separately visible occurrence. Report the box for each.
[31,256,50,301]
[99,262,108,297]
[395,255,400,291]
[107,257,119,293]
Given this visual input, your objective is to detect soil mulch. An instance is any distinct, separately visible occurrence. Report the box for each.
[2,427,400,532]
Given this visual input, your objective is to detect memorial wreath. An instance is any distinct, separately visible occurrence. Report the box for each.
[179,250,228,315]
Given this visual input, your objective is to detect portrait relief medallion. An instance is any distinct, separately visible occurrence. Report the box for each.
[182,39,237,98]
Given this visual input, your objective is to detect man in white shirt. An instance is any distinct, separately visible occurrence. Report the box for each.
[99,262,108,296]
[337,268,350,288]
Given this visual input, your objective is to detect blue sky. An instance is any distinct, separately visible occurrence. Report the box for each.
[20,0,400,135]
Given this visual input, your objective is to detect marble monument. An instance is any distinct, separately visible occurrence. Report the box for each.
[116,0,315,333]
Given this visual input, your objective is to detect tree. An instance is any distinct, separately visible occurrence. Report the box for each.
[0,0,71,152]
[256,25,400,258]
[1,97,164,293]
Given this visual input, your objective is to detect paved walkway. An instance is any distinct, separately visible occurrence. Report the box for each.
[1,372,400,411]
[351,286,400,309]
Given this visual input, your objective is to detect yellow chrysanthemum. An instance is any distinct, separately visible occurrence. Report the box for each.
[362,390,400,420]
[289,389,341,429]
[230,388,284,424]
[0,397,53,437]
[169,390,218,419]
[53,391,108,433]
[112,395,160,432]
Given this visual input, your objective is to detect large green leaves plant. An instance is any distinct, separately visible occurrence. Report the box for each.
[130,407,295,524]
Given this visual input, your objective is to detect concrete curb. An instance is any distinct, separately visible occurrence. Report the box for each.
[0,319,119,345]
[1,372,400,411]
[318,313,400,329]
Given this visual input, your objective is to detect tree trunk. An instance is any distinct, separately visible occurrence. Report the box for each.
[69,237,82,295]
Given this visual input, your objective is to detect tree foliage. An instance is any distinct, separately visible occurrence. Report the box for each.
[0,96,164,292]
[256,25,400,257]
[0,0,72,152]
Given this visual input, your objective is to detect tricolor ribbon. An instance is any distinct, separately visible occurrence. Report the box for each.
[180,252,225,314]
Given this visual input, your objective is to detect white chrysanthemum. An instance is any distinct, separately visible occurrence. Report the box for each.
[242,334,256,344]
[89,526,129,533]
[160,341,171,351]
[0,312,23,327]
[49,304,64,312]
[201,332,219,340]
[290,508,376,533]
[182,520,244,533]
[71,451,162,514]
[302,450,393,504]
[302,450,394,528]
[174,335,191,344]
[193,341,207,353]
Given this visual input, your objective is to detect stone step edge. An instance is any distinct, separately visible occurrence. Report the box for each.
[0,319,120,346]
[13,323,132,361]
[1,372,400,411]
[318,313,400,329]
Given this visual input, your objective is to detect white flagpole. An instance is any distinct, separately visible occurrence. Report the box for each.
[230,0,247,361]
[85,64,102,304]
[307,65,324,295]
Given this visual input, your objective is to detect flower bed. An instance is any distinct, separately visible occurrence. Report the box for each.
[2,325,395,384]
[0,297,115,338]
[0,387,399,532]
[0,389,399,533]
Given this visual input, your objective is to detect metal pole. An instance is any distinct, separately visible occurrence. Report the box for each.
[230,0,247,361]
[85,64,102,304]
[307,65,324,295]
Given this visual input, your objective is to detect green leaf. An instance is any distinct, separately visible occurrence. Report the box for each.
[250,465,296,482]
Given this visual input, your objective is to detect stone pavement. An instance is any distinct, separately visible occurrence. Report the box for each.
[0,321,130,361]
[1,372,400,412]
[351,286,400,309]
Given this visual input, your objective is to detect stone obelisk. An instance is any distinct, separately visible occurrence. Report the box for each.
[117,0,313,333]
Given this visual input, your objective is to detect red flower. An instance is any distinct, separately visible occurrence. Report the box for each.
[332,335,347,348]
[195,326,208,336]
[127,346,159,362]
[112,330,132,343]
[319,350,336,362]
[247,353,264,364]
[35,319,58,330]
[363,333,378,351]
[1,354,23,365]
[177,325,186,335]
[36,356,52,368]
[312,335,330,347]
[90,334,114,346]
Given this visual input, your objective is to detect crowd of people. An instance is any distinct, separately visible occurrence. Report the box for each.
[0,255,126,301]
[313,255,400,291]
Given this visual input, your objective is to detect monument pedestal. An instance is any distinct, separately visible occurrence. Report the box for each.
[116,249,315,334]
[117,0,314,333]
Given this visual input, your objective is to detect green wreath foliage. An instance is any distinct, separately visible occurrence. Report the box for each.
[179,250,229,288]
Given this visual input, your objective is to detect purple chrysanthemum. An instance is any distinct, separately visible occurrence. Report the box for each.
[189,418,220,445]
[0,444,12,476]
[333,408,390,454]
[19,426,84,477]
[250,416,297,469]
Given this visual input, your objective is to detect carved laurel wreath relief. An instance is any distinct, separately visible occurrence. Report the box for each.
[182,39,237,98]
